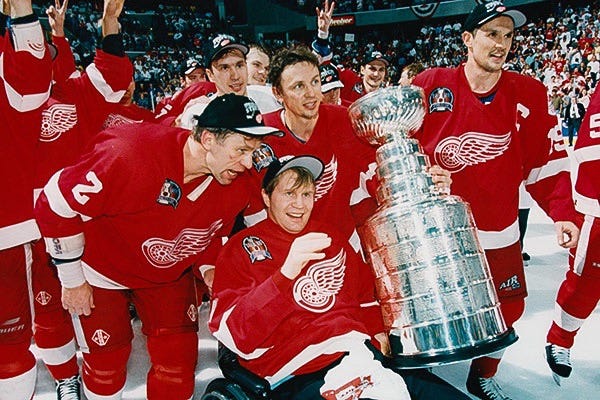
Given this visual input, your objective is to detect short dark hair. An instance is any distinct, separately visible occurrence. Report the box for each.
[263,166,316,196]
[192,126,235,144]
[248,43,271,59]
[209,48,247,71]
[268,45,319,91]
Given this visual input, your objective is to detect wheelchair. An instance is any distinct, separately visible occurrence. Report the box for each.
[201,345,271,400]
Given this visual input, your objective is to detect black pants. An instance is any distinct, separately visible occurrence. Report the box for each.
[271,342,469,400]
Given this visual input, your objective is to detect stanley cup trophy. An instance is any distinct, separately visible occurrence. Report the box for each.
[348,86,517,368]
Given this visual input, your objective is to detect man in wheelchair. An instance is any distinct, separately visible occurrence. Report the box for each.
[206,156,469,399]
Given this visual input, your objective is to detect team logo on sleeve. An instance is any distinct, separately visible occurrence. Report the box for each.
[293,250,346,313]
[242,236,272,263]
[142,220,223,268]
[157,179,182,208]
[428,87,454,112]
[40,103,78,142]
[252,143,276,172]
[434,131,511,172]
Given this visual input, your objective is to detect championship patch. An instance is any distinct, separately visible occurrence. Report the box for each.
[252,143,276,172]
[157,178,182,208]
[352,82,364,95]
[242,236,272,263]
[429,87,454,112]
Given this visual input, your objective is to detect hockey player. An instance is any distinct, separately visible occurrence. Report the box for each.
[242,46,451,250]
[0,0,52,398]
[545,85,600,385]
[34,94,283,399]
[209,155,470,400]
[158,34,280,129]
[32,1,138,398]
[411,2,579,399]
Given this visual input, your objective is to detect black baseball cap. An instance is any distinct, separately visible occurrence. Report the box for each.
[194,94,283,137]
[363,51,389,67]
[262,155,324,189]
[183,58,204,75]
[463,1,526,32]
[204,34,249,68]
[319,64,344,93]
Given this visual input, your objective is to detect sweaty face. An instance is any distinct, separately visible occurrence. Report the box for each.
[263,170,315,234]
[206,50,248,95]
[464,16,515,73]
[360,61,387,92]
[246,48,270,86]
[276,62,322,121]
[205,133,262,185]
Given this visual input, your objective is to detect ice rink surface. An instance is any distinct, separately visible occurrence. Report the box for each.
[32,205,600,399]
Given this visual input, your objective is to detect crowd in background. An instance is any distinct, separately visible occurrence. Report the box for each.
[35,0,600,120]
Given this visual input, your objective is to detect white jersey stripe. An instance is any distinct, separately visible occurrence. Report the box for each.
[477,219,520,250]
[554,302,586,332]
[86,63,126,103]
[525,156,570,185]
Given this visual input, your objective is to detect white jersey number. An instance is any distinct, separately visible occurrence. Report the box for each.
[590,113,600,139]
[72,171,103,205]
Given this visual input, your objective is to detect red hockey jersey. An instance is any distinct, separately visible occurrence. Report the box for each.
[34,124,252,288]
[36,50,135,190]
[209,218,384,384]
[0,19,51,249]
[572,88,600,218]
[245,104,377,250]
[413,65,576,249]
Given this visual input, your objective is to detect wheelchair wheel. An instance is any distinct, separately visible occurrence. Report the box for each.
[201,378,255,400]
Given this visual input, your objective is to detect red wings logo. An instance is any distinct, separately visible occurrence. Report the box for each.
[142,220,223,268]
[434,132,511,172]
[315,156,337,201]
[293,250,346,313]
[103,114,142,129]
[40,103,78,142]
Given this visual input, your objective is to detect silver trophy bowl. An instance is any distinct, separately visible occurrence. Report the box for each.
[348,86,517,368]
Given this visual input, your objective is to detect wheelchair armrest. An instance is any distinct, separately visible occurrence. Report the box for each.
[218,345,271,398]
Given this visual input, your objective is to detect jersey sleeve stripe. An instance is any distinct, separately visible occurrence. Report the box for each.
[85,63,127,103]
[0,53,51,111]
[525,156,570,185]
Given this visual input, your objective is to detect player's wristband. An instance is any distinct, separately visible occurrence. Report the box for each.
[52,258,86,289]
[101,33,124,57]
[318,29,329,39]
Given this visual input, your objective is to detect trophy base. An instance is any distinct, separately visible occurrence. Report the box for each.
[386,328,518,369]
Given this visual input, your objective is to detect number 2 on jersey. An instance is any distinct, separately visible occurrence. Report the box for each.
[72,171,103,205]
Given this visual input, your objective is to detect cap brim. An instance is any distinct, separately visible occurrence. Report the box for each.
[365,58,389,67]
[278,156,324,181]
[475,9,527,30]
[208,43,249,67]
[504,10,527,29]
[185,66,204,75]
[234,126,284,137]
[321,81,344,92]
